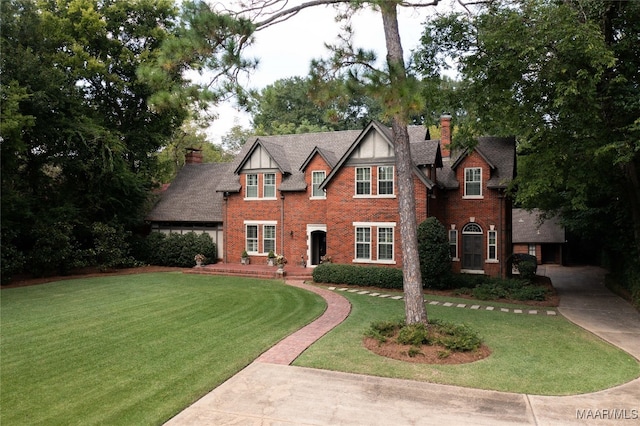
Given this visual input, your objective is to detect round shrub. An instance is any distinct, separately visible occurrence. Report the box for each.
[313,263,403,289]
[510,253,538,282]
[417,217,452,289]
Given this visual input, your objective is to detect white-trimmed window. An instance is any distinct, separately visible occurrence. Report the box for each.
[464,167,482,197]
[246,224,258,252]
[528,244,536,256]
[263,173,276,198]
[311,171,326,198]
[355,227,371,260]
[246,174,258,198]
[488,230,497,261]
[263,225,276,253]
[245,221,277,254]
[355,167,371,195]
[378,166,394,195]
[353,222,396,263]
[449,229,458,260]
[378,227,394,260]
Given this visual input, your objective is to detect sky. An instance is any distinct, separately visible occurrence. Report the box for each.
[203,1,457,145]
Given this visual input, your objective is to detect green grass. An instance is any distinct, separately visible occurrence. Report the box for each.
[294,289,640,396]
[0,273,325,425]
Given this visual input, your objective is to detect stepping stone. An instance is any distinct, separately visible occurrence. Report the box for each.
[457,304,467,308]
[357,291,370,295]
[347,289,359,293]
[429,301,440,305]
[338,288,348,292]
[379,294,390,298]
[369,293,380,297]
[501,308,509,312]
[328,287,336,291]
[391,296,403,300]
[471,305,480,310]
[443,302,454,307]
[514,309,523,314]
[547,311,557,316]
[486,306,495,311]
[529,310,537,315]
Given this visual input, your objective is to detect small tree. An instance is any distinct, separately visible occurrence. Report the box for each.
[417,217,452,289]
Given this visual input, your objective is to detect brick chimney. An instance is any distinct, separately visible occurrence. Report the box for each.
[440,114,452,158]
[185,148,203,164]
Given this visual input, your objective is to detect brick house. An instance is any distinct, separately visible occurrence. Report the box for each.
[210,117,516,277]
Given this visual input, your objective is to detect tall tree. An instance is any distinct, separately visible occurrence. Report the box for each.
[168,0,451,324]
[414,0,640,264]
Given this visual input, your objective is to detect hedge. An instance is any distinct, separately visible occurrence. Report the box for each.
[312,263,403,289]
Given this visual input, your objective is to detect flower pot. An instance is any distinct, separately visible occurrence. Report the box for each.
[241,257,250,265]
[267,258,275,267]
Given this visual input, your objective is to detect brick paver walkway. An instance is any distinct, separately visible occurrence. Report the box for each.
[253,280,351,365]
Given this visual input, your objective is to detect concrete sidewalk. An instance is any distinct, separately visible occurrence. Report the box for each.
[166,265,640,425]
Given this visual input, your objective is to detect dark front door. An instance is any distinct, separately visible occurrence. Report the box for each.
[310,231,326,266]
[462,234,483,270]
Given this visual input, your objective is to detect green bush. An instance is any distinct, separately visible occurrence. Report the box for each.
[431,319,482,352]
[397,323,432,346]
[138,232,217,267]
[417,217,452,289]
[312,263,403,289]
[27,222,82,276]
[454,276,548,301]
[90,222,138,271]
[510,253,538,282]
[0,240,25,284]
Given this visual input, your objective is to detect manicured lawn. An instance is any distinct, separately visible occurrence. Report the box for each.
[294,288,640,396]
[0,273,325,425]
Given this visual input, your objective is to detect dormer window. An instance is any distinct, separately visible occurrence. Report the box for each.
[246,174,258,198]
[311,171,326,199]
[464,167,482,198]
[263,173,276,198]
[355,167,371,195]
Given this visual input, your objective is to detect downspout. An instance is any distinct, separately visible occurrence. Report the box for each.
[280,191,285,257]
[223,192,228,264]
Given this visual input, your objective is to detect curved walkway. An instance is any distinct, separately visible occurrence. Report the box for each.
[167,266,640,425]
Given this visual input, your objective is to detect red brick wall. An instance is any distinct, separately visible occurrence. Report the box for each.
[224,149,511,278]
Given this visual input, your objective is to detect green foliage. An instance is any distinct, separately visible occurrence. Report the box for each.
[312,264,403,289]
[417,217,452,289]
[397,323,431,346]
[431,319,482,352]
[90,223,138,271]
[27,222,82,277]
[454,276,548,301]
[0,238,26,284]
[138,232,217,267]
[364,319,403,343]
[510,253,538,282]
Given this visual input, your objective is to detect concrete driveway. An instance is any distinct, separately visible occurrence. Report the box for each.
[166,265,640,425]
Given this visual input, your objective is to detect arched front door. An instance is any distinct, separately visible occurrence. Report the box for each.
[462,223,483,271]
[310,230,326,266]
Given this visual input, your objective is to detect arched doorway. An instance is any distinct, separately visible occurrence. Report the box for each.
[462,223,483,271]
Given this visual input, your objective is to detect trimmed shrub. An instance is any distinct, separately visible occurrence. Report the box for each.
[417,217,452,289]
[312,263,403,289]
[510,253,538,282]
[90,222,137,271]
[138,232,217,267]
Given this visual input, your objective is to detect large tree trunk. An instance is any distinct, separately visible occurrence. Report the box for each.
[380,2,428,325]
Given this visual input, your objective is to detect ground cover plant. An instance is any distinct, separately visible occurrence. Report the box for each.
[0,273,325,425]
[294,289,640,395]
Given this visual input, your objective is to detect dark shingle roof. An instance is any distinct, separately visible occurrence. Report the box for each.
[146,163,230,223]
[512,209,565,244]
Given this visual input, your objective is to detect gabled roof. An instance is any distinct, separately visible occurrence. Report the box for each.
[233,138,292,175]
[300,146,339,171]
[441,136,516,190]
[320,121,438,190]
[146,163,230,223]
[512,208,565,244]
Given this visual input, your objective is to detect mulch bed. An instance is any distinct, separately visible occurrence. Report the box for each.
[364,336,492,365]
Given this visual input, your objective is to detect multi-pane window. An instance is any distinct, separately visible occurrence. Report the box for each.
[488,230,497,260]
[378,166,394,195]
[246,174,258,198]
[263,225,276,253]
[312,171,326,198]
[246,225,258,252]
[355,167,371,195]
[263,173,276,198]
[464,168,482,197]
[528,244,536,256]
[378,227,394,260]
[355,227,371,259]
[449,229,458,259]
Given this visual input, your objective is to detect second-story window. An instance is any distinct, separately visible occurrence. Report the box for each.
[356,167,371,195]
[246,174,258,198]
[263,173,276,198]
[378,166,394,195]
[464,167,482,197]
[312,171,326,198]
